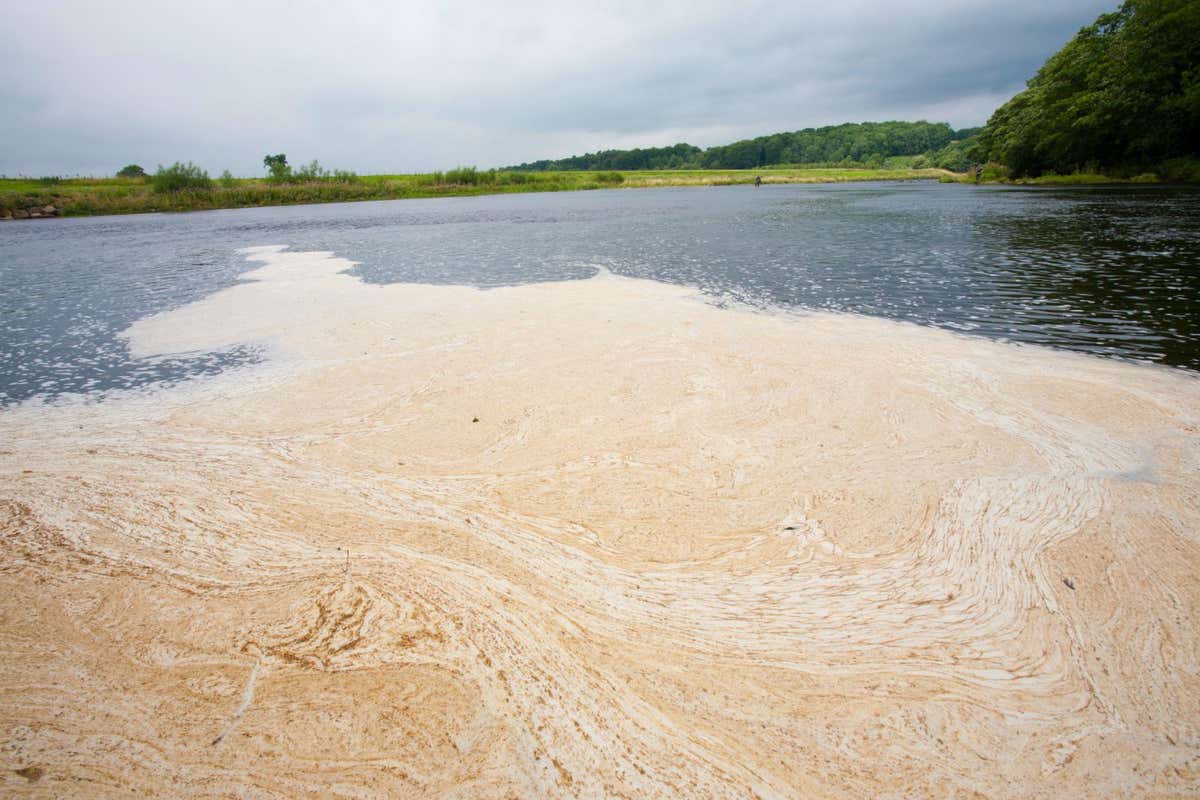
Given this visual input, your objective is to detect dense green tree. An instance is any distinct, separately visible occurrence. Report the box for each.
[263,153,291,181]
[116,164,146,178]
[978,0,1200,176]
[928,136,983,172]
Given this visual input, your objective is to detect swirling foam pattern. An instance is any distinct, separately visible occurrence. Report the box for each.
[2,247,1199,798]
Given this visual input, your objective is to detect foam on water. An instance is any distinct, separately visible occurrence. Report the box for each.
[2,246,1199,797]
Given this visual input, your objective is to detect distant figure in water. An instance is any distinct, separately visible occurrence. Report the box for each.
[974,164,984,183]
[754,176,762,186]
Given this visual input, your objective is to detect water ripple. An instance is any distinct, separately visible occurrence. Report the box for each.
[1,183,1198,404]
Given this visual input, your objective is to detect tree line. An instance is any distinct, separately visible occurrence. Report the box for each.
[510,143,703,172]
[507,122,980,172]
[697,122,976,170]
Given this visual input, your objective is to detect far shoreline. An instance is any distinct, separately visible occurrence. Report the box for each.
[3,167,956,220]
[5,167,1193,221]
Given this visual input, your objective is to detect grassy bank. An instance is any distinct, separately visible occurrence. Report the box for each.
[1,167,954,218]
[937,156,1200,186]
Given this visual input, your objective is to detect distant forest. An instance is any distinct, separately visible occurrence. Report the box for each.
[507,122,981,172]
[509,0,1198,180]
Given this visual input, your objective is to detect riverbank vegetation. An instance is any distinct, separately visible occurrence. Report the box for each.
[938,157,1200,185]
[0,167,952,218]
[151,161,213,193]
[975,0,1199,180]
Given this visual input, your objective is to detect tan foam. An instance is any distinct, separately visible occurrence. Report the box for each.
[2,246,1198,798]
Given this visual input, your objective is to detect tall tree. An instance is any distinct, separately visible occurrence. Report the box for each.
[263,153,291,181]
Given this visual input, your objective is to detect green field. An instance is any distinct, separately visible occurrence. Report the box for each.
[1,167,956,219]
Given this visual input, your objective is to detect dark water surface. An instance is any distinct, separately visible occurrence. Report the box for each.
[2,182,1198,404]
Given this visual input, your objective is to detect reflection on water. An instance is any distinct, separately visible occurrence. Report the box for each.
[1,182,1198,404]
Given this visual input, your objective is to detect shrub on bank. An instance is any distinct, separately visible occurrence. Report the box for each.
[443,166,482,185]
[1160,157,1200,183]
[292,160,328,182]
[152,162,213,193]
[262,154,360,184]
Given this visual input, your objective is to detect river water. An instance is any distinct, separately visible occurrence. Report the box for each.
[2,181,1198,404]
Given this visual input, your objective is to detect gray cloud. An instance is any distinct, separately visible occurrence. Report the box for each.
[4,0,1114,176]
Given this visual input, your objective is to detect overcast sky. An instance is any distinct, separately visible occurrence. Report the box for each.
[4,0,1115,176]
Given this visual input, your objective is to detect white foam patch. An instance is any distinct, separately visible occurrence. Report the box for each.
[3,245,1199,797]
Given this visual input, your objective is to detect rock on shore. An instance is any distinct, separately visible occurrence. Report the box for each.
[2,203,58,220]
